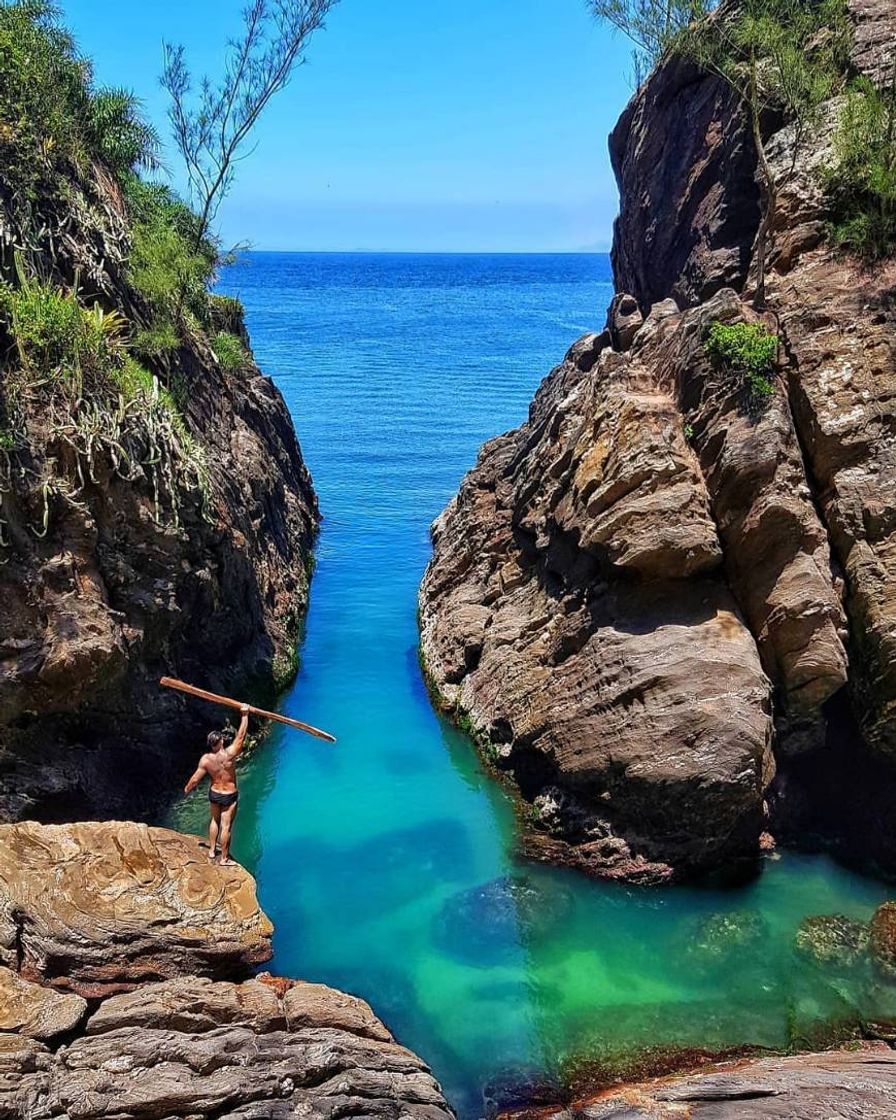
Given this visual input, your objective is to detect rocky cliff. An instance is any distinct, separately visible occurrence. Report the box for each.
[420,0,896,882]
[0,821,452,1120]
[0,163,318,823]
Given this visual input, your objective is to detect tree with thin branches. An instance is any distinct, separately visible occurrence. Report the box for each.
[161,0,338,254]
[590,0,848,306]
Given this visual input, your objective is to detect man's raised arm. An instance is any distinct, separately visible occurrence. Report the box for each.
[184,759,207,794]
[227,705,251,759]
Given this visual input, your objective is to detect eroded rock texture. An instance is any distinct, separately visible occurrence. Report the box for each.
[0,821,273,997]
[504,1048,896,1120]
[0,824,452,1120]
[420,0,896,880]
[0,979,452,1120]
[0,165,318,823]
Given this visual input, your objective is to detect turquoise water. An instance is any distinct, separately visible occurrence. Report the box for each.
[171,253,893,1117]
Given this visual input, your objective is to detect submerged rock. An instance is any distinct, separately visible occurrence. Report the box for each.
[434,875,575,964]
[795,915,870,971]
[0,821,273,997]
[687,909,769,963]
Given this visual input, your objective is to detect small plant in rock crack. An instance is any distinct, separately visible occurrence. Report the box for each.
[704,321,778,410]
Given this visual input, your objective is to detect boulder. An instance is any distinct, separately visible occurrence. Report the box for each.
[870,902,896,977]
[0,967,86,1041]
[605,293,643,351]
[0,821,273,996]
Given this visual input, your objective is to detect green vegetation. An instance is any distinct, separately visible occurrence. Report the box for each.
[705,321,778,404]
[0,264,126,393]
[133,323,180,359]
[212,331,248,372]
[0,256,207,524]
[825,71,896,263]
[0,0,158,196]
[0,0,332,543]
[123,177,217,332]
[209,293,244,323]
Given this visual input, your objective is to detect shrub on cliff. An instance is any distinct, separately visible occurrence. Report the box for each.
[212,331,249,372]
[124,178,217,330]
[0,258,207,523]
[705,320,778,405]
[824,72,896,263]
[0,1,158,194]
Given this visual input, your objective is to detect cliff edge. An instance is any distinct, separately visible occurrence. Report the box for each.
[0,820,452,1120]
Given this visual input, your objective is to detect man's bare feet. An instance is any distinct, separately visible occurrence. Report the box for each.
[207,848,218,861]
[218,857,237,866]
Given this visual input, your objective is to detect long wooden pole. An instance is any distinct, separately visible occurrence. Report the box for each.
[160,677,336,743]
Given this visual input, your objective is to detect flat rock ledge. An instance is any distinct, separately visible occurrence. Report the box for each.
[0,820,274,997]
[0,821,454,1120]
[504,1047,896,1120]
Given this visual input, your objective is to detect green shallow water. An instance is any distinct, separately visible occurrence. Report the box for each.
[169,252,893,1117]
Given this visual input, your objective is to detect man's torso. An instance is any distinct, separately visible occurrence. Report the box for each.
[203,751,237,793]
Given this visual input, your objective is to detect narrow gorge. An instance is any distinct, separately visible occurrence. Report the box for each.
[3,0,896,1117]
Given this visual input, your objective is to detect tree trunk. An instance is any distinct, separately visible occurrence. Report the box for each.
[748,56,776,310]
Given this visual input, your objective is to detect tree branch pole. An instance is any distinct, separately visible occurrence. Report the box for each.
[160,677,337,742]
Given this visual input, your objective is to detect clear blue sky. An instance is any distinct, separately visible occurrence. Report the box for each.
[61,0,635,252]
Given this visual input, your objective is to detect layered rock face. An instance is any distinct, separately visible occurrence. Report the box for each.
[420,0,896,880]
[0,167,318,823]
[0,822,452,1120]
[503,1048,896,1120]
[0,822,273,997]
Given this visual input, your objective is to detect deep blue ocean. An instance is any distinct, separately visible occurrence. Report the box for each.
[172,252,890,1118]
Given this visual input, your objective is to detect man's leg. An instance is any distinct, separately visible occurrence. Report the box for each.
[219,801,239,866]
[208,804,221,860]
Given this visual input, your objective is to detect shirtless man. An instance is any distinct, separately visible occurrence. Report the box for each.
[184,704,250,866]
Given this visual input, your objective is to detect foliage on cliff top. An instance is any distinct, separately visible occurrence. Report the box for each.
[0,2,212,530]
[591,0,849,88]
[0,0,159,192]
[593,0,850,304]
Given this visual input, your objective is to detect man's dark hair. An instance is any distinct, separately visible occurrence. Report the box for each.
[207,729,225,749]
